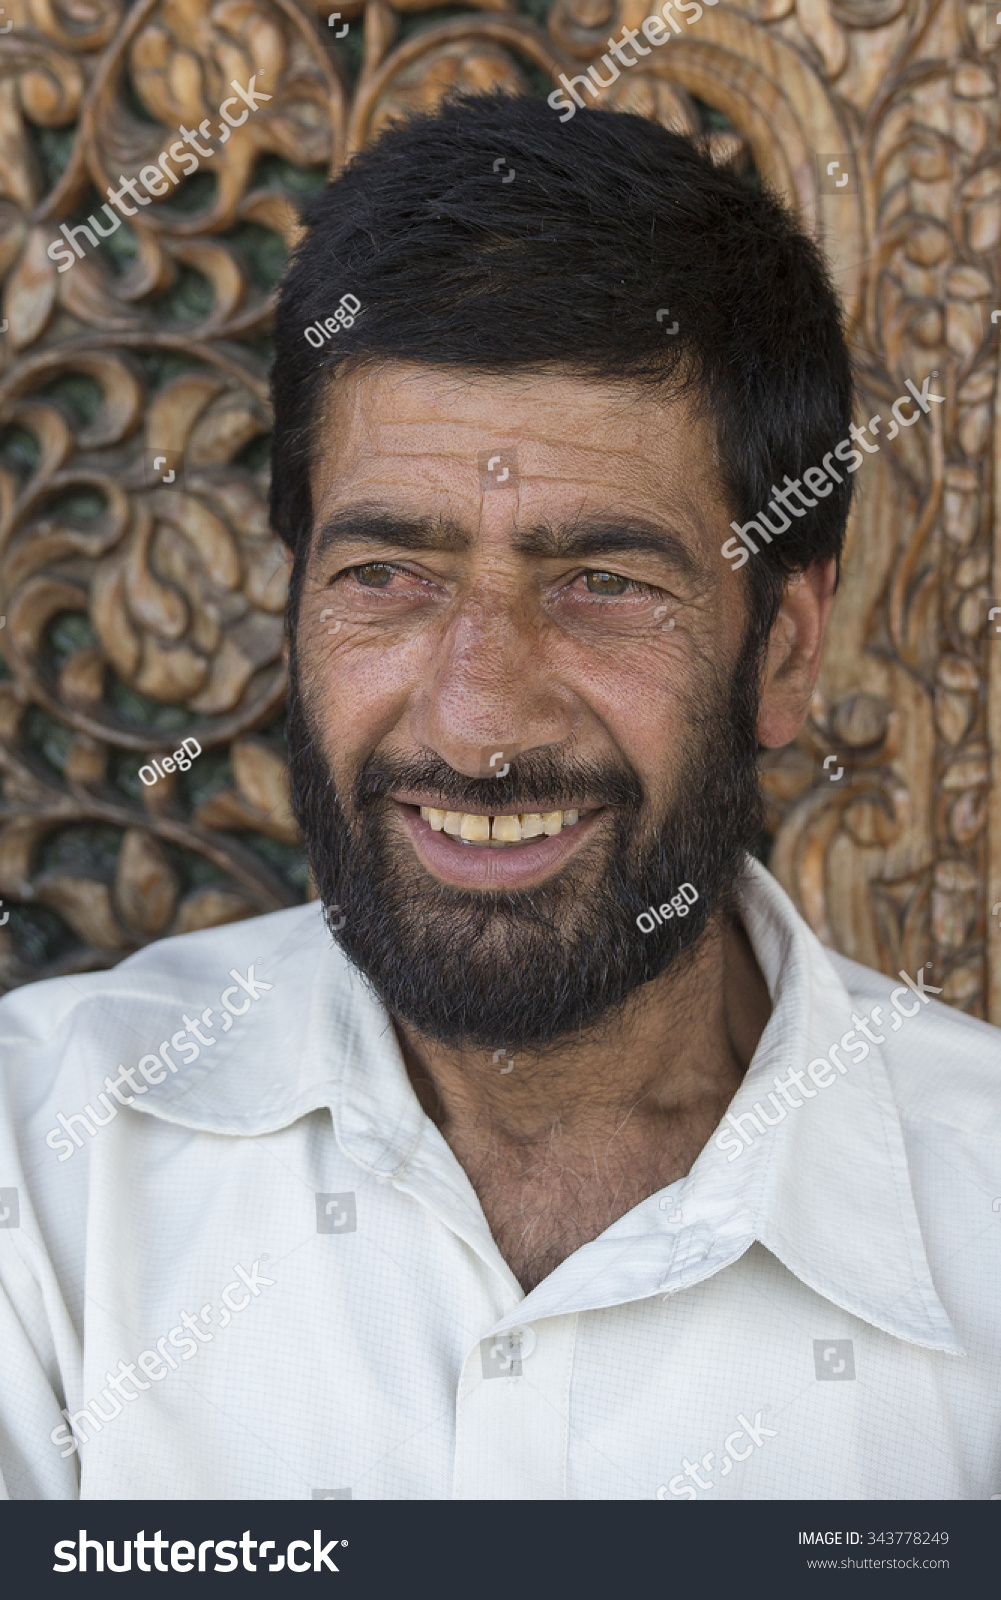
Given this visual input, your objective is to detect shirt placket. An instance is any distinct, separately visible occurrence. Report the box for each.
[453,1312,577,1499]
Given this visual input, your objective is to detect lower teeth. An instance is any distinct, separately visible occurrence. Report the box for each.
[462,836,534,848]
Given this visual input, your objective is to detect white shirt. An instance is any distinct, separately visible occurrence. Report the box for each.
[0,859,998,1501]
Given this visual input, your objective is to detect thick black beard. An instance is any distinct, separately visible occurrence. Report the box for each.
[286,633,764,1054]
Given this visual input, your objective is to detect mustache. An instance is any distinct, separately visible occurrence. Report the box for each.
[353,747,644,815]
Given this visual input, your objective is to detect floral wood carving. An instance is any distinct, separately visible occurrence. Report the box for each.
[0,0,997,1023]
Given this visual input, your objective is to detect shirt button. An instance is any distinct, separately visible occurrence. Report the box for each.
[481,1324,536,1376]
[505,1325,536,1360]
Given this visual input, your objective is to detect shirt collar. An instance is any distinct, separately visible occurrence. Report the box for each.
[132,862,960,1353]
[713,860,961,1354]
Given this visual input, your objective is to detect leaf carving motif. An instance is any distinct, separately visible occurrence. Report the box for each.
[0,0,996,1022]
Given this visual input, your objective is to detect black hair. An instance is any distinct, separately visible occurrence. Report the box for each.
[270,90,855,644]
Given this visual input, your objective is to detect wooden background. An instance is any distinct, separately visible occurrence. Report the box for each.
[0,0,998,1023]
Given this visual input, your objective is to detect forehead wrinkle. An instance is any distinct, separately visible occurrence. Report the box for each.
[310,370,722,579]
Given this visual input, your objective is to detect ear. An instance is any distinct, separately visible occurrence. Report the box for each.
[756,559,837,749]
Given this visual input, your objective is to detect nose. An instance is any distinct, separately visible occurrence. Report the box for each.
[409,587,574,778]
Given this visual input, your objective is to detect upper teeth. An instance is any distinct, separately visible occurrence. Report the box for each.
[420,807,581,843]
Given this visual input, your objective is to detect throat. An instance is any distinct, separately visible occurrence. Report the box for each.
[452,1113,710,1293]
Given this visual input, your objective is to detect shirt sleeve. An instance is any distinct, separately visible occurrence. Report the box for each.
[0,987,86,1500]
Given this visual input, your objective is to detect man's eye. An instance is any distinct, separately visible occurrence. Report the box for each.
[353,563,395,588]
[584,571,630,596]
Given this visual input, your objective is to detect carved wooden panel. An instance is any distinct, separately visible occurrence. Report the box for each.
[0,0,997,1022]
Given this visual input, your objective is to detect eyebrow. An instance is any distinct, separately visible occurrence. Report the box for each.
[312,507,704,582]
[313,509,469,559]
[511,518,704,581]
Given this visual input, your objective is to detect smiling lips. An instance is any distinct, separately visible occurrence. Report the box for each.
[419,805,582,846]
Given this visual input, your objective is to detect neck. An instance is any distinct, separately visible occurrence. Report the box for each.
[396,912,770,1198]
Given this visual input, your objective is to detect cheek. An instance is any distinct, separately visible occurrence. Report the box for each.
[302,628,420,760]
[574,655,692,786]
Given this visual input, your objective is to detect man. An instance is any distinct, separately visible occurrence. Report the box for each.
[1,94,998,1502]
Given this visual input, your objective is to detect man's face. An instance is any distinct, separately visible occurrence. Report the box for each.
[287,362,764,1052]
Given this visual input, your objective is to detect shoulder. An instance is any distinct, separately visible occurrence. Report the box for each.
[826,947,1001,1141]
[0,901,329,1097]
